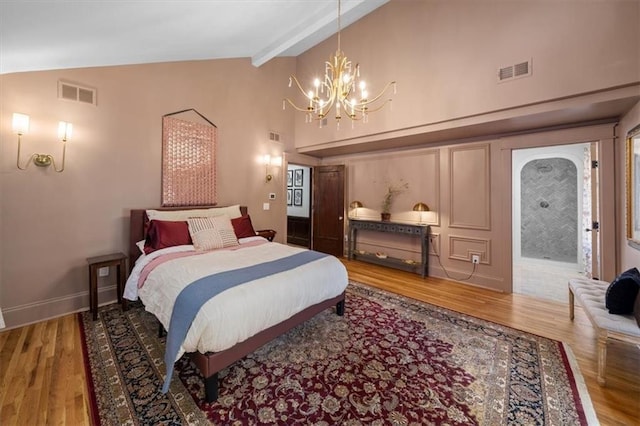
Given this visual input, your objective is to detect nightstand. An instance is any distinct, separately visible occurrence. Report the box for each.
[256,229,276,241]
[87,252,127,321]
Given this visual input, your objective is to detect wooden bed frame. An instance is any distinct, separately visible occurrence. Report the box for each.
[128,206,346,402]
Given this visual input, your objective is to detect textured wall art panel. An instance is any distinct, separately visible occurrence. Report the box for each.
[162,115,217,207]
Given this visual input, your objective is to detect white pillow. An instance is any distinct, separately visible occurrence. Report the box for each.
[187,215,239,251]
[136,239,145,254]
[146,205,242,221]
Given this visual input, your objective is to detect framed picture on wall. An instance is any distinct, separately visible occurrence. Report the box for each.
[626,123,640,250]
[294,169,303,187]
[287,170,293,187]
[287,188,293,206]
[293,188,303,206]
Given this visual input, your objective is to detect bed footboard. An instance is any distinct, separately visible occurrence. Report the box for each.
[190,291,346,403]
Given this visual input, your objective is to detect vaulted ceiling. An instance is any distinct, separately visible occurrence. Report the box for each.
[0,0,388,74]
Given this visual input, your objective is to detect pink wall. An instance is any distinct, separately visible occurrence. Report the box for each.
[291,0,639,151]
[0,58,295,327]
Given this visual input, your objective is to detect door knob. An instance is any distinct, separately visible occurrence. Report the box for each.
[338,216,343,220]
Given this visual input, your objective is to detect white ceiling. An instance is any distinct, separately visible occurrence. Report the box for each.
[0,0,389,75]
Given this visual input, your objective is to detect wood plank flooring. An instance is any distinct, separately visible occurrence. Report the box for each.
[1,259,638,425]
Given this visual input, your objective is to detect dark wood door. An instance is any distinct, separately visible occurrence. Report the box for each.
[312,165,345,257]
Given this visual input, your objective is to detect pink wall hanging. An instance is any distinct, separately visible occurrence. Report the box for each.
[161,109,217,207]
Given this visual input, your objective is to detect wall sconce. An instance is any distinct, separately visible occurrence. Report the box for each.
[13,113,71,172]
[263,154,282,182]
[350,200,363,218]
[413,202,430,224]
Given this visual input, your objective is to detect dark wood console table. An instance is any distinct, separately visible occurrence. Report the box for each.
[348,219,430,278]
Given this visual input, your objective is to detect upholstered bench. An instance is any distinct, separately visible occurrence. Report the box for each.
[568,278,640,385]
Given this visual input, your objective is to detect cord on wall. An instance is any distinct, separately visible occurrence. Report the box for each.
[430,238,477,281]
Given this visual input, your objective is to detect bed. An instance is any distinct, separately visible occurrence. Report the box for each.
[125,205,348,403]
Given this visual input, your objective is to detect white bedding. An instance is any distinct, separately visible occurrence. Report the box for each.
[123,241,348,359]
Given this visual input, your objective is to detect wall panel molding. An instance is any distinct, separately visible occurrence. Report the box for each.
[449,144,491,230]
[448,235,491,264]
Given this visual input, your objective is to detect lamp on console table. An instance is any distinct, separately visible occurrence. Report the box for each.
[413,202,430,224]
[350,200,363,218]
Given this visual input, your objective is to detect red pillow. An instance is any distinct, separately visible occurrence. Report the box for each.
[144,220,192,254]
[231,215,257,239]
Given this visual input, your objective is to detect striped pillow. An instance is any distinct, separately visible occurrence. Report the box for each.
[187,216,239,251]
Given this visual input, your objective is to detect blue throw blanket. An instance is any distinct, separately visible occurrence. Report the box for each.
[162,250,328,393]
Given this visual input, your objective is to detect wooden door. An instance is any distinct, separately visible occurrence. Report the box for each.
[312,165,345,257]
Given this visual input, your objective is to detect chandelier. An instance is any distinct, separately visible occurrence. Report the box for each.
[283,0,396,127]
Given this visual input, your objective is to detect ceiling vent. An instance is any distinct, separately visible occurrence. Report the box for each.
[268,131,281,142]
[498,59,532,83]
[58,80,97,105]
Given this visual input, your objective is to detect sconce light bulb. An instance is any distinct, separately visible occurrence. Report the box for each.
[58,121,72,142]
[12,113,30,135]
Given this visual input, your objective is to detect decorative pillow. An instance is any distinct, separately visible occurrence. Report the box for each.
[634,292,640,328]
[605,267,640,315]
[146,205,242,222]
[188,215,239,251]
[231,215,257,239]
[144,220,192,254]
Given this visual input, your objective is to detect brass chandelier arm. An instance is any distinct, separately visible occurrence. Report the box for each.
[284,97,314,113]
[353,81,397,109]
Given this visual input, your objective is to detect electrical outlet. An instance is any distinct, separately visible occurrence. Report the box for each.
[471,254,480,264]
[98,266,109,277]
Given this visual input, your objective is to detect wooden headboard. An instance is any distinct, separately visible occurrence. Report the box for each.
[129,205,248,271]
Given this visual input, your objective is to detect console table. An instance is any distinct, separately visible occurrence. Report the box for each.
[348,219,430,277]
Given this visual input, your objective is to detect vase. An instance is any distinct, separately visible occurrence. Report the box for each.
[381,212,391,222]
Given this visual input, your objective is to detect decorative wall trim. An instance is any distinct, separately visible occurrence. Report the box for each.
[449,144,491,230]
[448,235,491,264]
[344,148,441,227]
[3,285,118,330]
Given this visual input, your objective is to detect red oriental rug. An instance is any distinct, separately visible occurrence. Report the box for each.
[80,281,597,425]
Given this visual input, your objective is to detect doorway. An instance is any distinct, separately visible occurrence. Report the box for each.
[286,164,312,248]
[512,143,594,303]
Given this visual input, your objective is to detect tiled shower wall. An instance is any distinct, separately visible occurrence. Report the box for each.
[520,158,578,262]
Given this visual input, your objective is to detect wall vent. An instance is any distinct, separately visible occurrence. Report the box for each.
[58,80,97,105]
[268,131,281,142]
[498,59,532,83]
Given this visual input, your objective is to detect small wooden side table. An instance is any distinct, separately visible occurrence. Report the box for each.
[87,252,127,321]
[256,229,277,241]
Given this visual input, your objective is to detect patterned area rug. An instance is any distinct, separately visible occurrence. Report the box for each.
[80,281,597,425]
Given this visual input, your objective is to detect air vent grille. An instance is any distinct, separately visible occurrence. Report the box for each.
[58,80,97,105]
[498,59,532,83]
[268,131,280,142]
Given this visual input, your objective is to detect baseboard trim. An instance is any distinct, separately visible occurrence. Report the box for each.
[2,285,119,330]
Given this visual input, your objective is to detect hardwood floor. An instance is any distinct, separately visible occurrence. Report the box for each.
[1,259,638,425]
